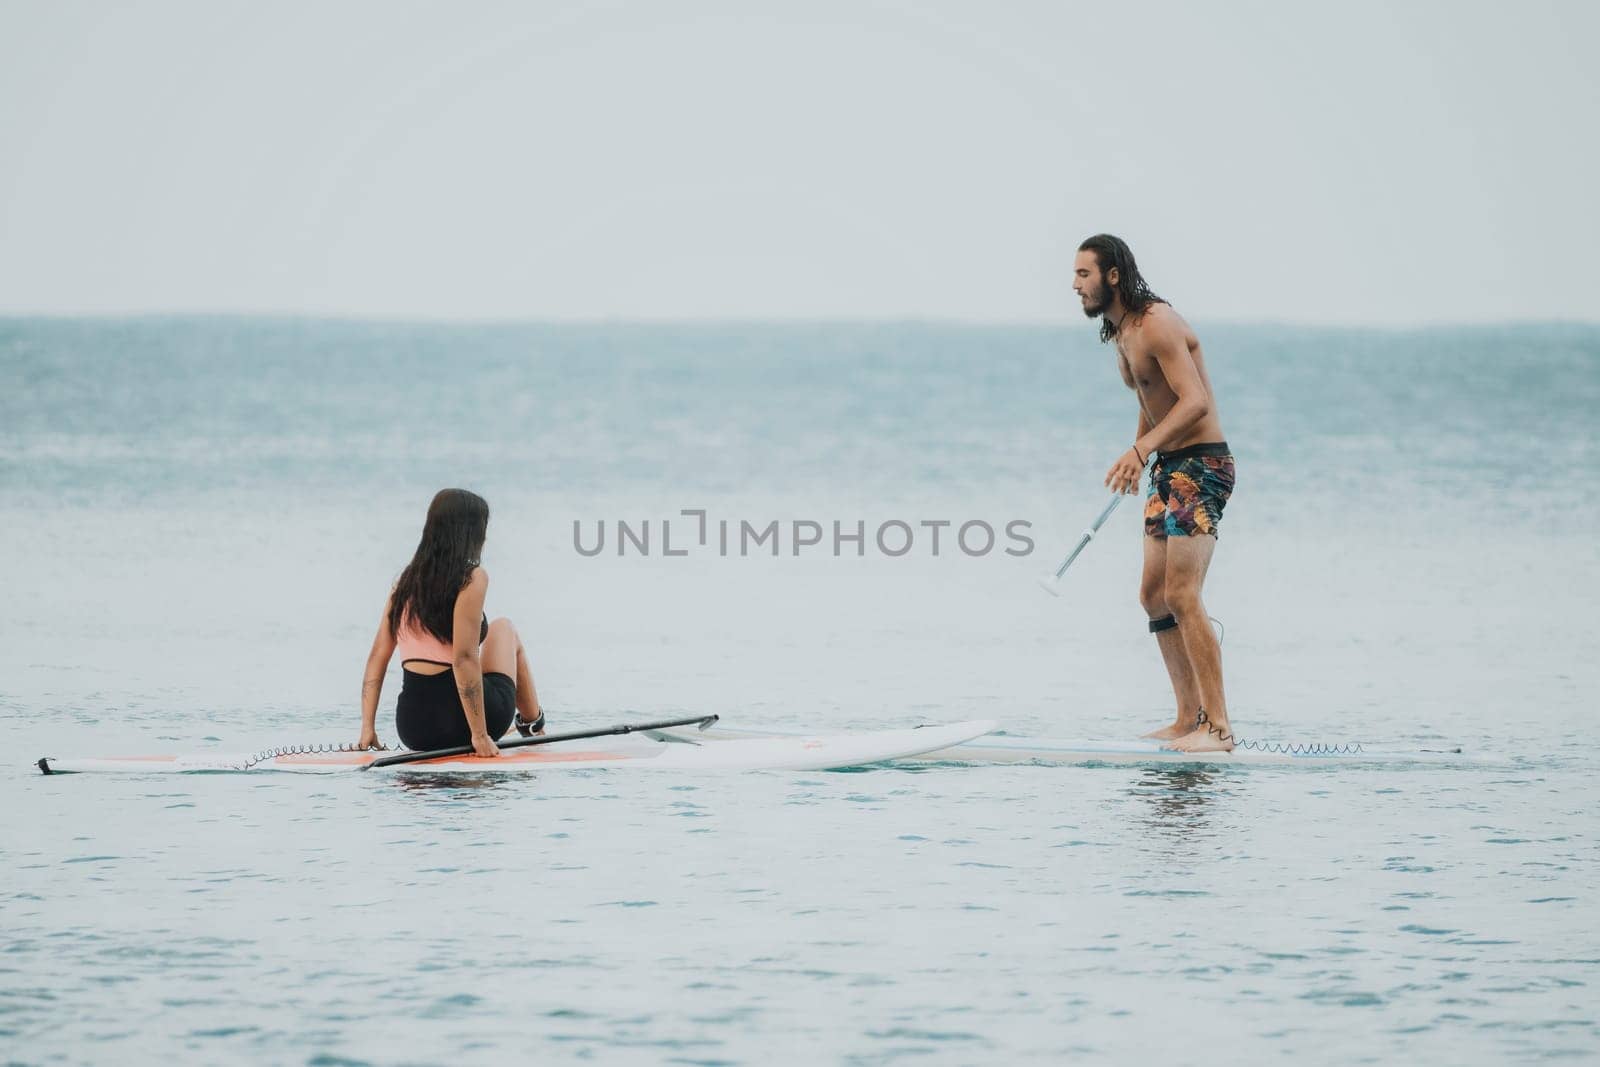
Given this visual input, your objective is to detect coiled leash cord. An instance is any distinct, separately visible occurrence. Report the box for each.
[1151,618,1363,755]
[239,711,544,770]
[239,740,386,771]
[1191,708,1367,756]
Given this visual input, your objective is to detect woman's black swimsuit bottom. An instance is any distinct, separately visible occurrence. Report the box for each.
[395,667,516,751]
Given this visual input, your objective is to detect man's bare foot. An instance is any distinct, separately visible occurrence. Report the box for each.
[1167,723,1236,753]
[1142,720,1195,741]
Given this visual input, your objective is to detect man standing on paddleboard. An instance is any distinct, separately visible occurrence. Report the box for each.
[1074,234,1237,752]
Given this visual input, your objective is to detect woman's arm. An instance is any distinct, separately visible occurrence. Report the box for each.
[359,594,397,748]
[452,568,498,757]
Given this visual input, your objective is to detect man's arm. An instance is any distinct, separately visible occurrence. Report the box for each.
[1133,314,1210,458]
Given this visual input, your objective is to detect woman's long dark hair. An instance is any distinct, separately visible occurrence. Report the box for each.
[388,488,490,644]
[1079,234,1165,343]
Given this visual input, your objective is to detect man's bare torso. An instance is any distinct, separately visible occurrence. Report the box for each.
[1115,303,1226,449]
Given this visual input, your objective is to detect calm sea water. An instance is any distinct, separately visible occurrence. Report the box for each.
[2,318,1597,1063]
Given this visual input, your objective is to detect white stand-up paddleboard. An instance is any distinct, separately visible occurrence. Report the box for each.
[650,724,1477,767]
[35,720,998,775]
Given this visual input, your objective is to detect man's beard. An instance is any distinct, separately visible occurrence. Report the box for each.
[1081,280,1110,319]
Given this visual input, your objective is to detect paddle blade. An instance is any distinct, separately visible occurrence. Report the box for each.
[1036,575,1063,598]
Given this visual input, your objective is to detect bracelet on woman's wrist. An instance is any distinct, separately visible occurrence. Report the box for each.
[1132,444,1146,466]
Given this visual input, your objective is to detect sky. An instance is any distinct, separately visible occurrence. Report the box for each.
[0,0,1594,325]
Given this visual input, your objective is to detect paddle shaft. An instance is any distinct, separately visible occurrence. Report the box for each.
[362,714,720,769]
[1049,493,1125,580]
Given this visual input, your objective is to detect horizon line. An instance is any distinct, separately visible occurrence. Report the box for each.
[2,310,1598,332]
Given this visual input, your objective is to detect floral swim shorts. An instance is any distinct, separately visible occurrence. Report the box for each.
[1144,442,1236,539]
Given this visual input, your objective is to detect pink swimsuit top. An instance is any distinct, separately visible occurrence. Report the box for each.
[396,611,488,667]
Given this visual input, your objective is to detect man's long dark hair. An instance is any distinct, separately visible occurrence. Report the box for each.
[1079,234,1165,343]
[388,488,490,644]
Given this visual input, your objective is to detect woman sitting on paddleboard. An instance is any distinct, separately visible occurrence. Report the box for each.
[358,488,544,757]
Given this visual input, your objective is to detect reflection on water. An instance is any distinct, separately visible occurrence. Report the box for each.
[1130,765,1225,843]
[388,773,524,793]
